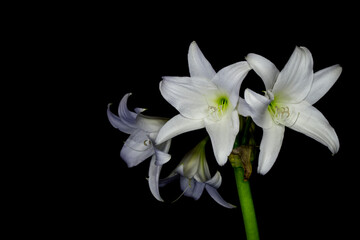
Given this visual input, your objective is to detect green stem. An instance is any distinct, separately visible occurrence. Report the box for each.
[233,167,259,240]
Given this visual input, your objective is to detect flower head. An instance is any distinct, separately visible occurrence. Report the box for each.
[107,93,172,201]
[156,41,251,166]
[238,47,341,174]
[160,137,236,208]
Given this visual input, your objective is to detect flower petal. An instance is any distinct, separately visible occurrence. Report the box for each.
[273,46,314,103]
[148,156,163,202]
[205,171,222,189]
[258,124,285,175]
[155,114,205,144]
[246,53,279,90]
[288,101,339,154]
[204,110,239,166]
[305,64,342,105]
[188,41,216,80]
[181,177,205,200]
[120,129,155,167]
[136,114,168,133]
[211,61,251,107]
[160,76,217,119]
[107,104,135,134]
[243,89,273,129]
[118,93,137,123]
[205,185,236,209]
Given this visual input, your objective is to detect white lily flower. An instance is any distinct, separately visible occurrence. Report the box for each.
[156,41,251,166]
[238,47,341,175]
[107,93,172,201]
[159,138,236,208]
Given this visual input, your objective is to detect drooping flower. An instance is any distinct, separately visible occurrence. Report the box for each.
[159,137,236,208]
[107,93,172,201]
[155,41,251,166]
[238,46,341,175]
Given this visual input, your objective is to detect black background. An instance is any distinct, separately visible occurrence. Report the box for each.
[30,3,359,239]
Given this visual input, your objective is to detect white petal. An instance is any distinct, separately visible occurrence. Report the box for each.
[258,124,285,175]
[120,129,154,167]
[246,53,279,90]
[243,89,273,129]
[136,114,168,133]
[148,156,163,202]
[188,41,216,79]
[205,171,222,189]
[155,114,205,144]
[117,93,138,128]
[305,64,342,105]
[204,110,239,166]
[288,101,339,154]
[273,46,314,103]
[154,148,172,166]
[205,185,236,209]
[160,76,217,119]
[212,61,251,107]
[237,97,253,117]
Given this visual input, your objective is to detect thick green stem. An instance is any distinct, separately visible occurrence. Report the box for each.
[233,166,259,240]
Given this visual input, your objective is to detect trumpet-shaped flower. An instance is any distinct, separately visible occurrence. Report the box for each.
[156,41,251,166]
[107,93,171,201]
[238,46,341,175]
[159,137,236,208]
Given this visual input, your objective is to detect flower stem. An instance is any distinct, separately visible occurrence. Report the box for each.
[230,116,259,240]
[233,166,259,240]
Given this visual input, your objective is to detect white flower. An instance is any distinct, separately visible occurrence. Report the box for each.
[155,41,251,166]
[107,93,172,201]
[159,138,236,208]
[238,47,341,175]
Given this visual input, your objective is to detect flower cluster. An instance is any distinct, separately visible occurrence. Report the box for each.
[107,41,341,208]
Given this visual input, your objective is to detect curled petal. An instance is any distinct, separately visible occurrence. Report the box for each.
[246,53,279,90]
[205,185,236,209]
[148,156,163,202]
[205,171,222,189]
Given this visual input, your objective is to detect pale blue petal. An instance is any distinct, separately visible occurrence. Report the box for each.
[205,185,236,209]
[148,156,163,202]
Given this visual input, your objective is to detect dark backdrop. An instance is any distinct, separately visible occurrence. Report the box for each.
[49,4,358,240]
